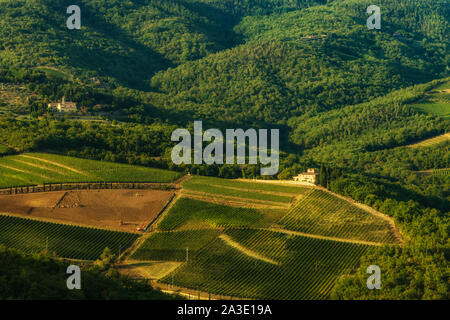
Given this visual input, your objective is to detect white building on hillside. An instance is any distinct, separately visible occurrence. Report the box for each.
[293,168,319,185]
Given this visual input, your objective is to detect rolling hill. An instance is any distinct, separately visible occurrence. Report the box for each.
[0,0,448,300]
[0,152,182,187]
[124,175,400,299]
[0,0,447,120]
[0,158,402,299]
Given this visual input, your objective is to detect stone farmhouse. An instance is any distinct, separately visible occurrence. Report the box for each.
[48,96,77,113]
[293,168,319,185]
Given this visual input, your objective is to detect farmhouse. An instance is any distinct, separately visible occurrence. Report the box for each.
[293,168,318,184]
[48,96,77,113]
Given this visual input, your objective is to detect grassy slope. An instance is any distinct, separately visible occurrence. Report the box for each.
[289,78,450,163]
[407,133,450,148]
[0,152,182,187]
[184,175,311,194]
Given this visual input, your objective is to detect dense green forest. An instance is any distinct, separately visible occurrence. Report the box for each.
[0,246,177,299]
[0,0,448,299]
[0,0,327,90]
[0,0,448,121]
[152,0,448,124]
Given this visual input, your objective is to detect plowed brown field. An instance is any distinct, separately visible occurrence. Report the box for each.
[0,190,174,232]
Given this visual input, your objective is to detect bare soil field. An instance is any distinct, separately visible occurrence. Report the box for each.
[0,189,174,232]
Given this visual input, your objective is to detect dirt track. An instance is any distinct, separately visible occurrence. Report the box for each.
[219,234,279,265]
[0,189,174,232]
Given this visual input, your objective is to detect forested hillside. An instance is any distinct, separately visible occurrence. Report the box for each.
[153,0,448,123]
[0,0,448,300]
[0,0,448,119]
[0,246,177,299]
[0,0,326,89]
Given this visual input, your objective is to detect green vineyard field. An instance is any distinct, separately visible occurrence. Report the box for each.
[184,176,312,194]
[0,215,139,260]
[0,152,182,188]
[157,198,280,231]
[433,168,450,176]
[151,181,398,298]
[408,133,450,148]
[131,229,220,261]
[411,81,450,118]
[278,189,397,243]
[182,176,295,203]
[161,228,369,299]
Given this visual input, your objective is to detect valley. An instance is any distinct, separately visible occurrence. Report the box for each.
[0,0,448,301]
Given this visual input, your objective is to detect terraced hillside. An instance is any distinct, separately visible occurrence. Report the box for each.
[0,152,182,187]
[0,161,403,298]
[0,153,402,299]
[0,83,36,116]
[181,176,309,208]
[406,81,449,148]
[125,176,401,299]
[278,189,399,244]
[159,229,369,300]
[0,214,138,260]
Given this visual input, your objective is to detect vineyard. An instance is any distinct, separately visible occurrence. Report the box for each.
[278,189,397,244]
[184,176,313,194]
[407,132,450,148]
[0,152,182,188]
[0,161,402,299]
[182,176,305,204]
[131,229,220,261]
[411,81,450,118]
[157,197,284,231]
[160,228,369,300]
[141,177,402,299]
[0,214,139,260]
[434,168,450,176]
